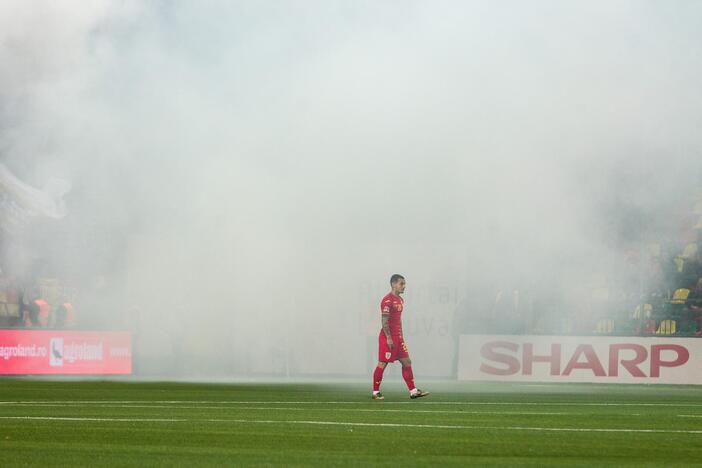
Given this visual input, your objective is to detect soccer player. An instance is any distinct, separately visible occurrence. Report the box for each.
[372,274,429,400]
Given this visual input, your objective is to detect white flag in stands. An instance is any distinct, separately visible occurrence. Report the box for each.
[0,163,70,235]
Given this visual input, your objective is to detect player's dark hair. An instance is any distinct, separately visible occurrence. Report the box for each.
[390,274,405,285]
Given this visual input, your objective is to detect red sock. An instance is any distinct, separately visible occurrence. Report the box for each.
[402,365,415,391]
[373,365,385,392]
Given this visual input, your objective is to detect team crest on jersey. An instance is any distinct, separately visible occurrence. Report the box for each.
[396,303,403,312]
[385,352,392,360]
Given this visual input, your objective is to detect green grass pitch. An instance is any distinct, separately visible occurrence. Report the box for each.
[0,379,701,466]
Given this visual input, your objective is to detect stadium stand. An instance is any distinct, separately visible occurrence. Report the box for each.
[474,186,702,338]
[0,275,77,329]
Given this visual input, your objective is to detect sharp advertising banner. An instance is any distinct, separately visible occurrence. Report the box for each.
[458,335,701,384]
[0,330,131,375]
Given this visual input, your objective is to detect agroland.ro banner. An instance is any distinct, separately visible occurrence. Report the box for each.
[458,335,702,384]
[0,330,131,375]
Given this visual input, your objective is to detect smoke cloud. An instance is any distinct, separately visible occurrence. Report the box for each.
[1,0,701,379]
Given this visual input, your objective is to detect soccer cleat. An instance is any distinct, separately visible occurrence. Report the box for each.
[410,389,429,399]
[371,392,385,400]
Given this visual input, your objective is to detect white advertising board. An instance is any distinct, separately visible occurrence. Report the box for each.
[458,335,702,384]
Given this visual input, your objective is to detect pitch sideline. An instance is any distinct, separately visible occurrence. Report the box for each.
[0,415,700,435]
[0,402,573,415]
[1,400,702,407]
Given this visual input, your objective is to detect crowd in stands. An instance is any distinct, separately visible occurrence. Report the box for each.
[0,275,76,329]
[455,189,702,337]
[586,191,702,337]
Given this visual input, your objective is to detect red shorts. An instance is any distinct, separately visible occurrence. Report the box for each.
[378,331,409,362]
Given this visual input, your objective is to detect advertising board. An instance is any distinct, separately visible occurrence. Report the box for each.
[0,330,132,375]
[458,335,701,384]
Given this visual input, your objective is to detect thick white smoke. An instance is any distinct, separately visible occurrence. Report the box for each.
[1,1,701,379]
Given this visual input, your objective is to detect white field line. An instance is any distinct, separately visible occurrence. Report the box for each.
[0,403,571,416]
[514,384,560,387]
[678,415,702,418]
[208,419,702,434]
[0,415,699,434]
[0,400,701,408]
[0,416,182,422]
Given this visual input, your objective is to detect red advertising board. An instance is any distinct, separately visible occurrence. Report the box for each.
[0,330,132,375]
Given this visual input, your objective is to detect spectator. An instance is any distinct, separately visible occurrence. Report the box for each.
[22,286,50,328]
[687,277,702,335]
[53,297,75,328]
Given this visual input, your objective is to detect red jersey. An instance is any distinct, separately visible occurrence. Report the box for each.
[380,292,404,337]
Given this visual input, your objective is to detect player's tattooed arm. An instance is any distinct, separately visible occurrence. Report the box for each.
[382,314,394,349]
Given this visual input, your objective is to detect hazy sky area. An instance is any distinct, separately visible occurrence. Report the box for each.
[1,0,701,378]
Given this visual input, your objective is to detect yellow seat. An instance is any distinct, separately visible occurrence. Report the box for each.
[0,291,8,318]
[674,257,685,273]
[4,304,19,318]
[633,304,653,320]
[670,288,690,305]
[674,244,699,273]
[595,319,614,334]
[681,243,698,259]
[656,319,677,335]
[648,243,661,258]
